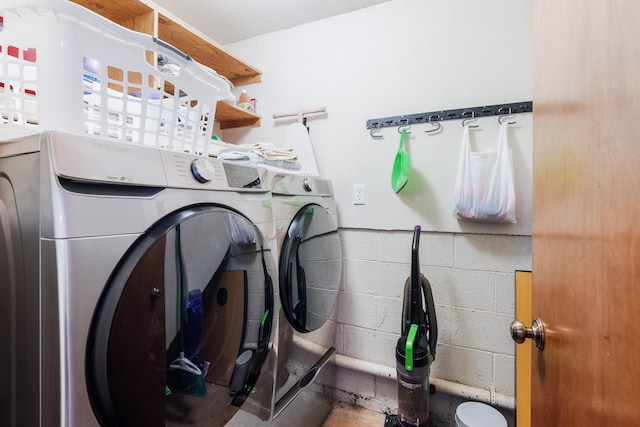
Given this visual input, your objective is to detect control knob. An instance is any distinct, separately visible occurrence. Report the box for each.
[190,158,216,183]
[302,178,314,192]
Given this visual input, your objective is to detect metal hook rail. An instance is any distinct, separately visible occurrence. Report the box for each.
[365,101,532,130]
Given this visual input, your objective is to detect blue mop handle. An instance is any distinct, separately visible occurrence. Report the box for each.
[186,289,203,358]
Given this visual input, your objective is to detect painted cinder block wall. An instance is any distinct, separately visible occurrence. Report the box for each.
[335,230,530,406]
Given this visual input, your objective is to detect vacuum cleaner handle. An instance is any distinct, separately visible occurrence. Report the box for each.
[407,226,428,336]
[421,274,438,361]
[410,226,421,294]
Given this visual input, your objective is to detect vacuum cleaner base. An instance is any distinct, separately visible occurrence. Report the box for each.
[384,413,434,427]
[384,414,402,426]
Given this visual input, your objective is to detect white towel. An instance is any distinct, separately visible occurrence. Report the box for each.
[208,139,239,157]
[217,142,298,161]
[217,151,250,160]
[218,151,302,171]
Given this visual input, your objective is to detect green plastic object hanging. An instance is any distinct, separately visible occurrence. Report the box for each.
[405,324,418,371]
[391,129,410,193]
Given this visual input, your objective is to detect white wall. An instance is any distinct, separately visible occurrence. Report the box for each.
[223,0,534,235]
[221,0,533,412]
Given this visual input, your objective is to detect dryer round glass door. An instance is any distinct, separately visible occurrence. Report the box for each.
[279,203,342,333]
[85,205,276,426]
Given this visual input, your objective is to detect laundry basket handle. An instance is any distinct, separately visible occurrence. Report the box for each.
[153,37,192,61]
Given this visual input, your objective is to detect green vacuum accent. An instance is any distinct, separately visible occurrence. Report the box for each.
[405,324,418,371]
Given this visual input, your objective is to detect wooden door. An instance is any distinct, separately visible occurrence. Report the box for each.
[531,0,640,425]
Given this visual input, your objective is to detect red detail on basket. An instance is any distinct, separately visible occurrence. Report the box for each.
[23,48,37,63]
[8,45,18,58]
[25,88,36,96]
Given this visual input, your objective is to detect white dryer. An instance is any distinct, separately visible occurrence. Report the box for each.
[0,131,279,426]
[268,173,342,427]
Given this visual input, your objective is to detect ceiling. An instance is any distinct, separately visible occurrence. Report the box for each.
[151,0,392,45]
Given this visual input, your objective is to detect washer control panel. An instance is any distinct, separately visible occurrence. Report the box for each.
[48,132,268,192]
[223,162,262,189]
[161,150,266,191]
[161,151,226,188]
[271,173,333,196]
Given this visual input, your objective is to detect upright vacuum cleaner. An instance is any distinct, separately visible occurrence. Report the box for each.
[385,226,438,427]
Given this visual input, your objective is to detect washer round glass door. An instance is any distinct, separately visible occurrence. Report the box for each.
[279,203,342,333]
[86,205,276,426]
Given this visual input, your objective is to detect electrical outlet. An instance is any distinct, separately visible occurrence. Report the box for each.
[353,184,366,205]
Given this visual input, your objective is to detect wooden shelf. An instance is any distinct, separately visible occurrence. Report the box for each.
[71,0,155,27]
[216,102,261,129]
[71,0,262,129]
[157,14,261,86]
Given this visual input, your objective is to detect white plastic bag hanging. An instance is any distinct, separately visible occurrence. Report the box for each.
[452,123,516,223]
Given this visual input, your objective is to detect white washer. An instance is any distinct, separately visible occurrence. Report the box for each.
[268,172,342,426]
[0,131,278,426]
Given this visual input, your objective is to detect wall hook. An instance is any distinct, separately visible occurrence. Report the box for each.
[397,118,412,134]
[498,107,516,125]
[369,122,383,139]
[425,115,441,133]
[461,111,479,128]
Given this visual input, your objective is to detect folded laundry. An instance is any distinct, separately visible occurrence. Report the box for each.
[216,142,297,161]
[252,144,297,161]
[209,138,301,172]
[218,150,302,171]
[209,139,239,157]
[217,151,251,161]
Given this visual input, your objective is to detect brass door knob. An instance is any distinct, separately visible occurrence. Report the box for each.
[510,318,545,350]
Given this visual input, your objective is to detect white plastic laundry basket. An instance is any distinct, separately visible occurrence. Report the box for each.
[0,0,233,155]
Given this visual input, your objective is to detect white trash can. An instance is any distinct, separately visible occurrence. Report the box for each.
[455,401,507,427]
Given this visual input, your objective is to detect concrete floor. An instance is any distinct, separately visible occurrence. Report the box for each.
[322,403,386,427]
